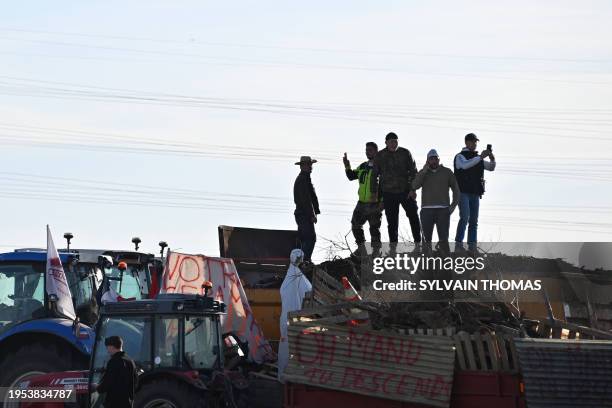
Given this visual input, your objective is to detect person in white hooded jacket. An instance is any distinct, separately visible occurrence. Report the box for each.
[277,248,312,382]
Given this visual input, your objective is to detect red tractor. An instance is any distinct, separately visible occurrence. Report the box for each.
[17,292,248,408]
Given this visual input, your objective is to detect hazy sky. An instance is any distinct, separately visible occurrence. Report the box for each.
[1,1,611,261]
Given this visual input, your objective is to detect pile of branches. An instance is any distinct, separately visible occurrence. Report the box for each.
[367,301,523,335]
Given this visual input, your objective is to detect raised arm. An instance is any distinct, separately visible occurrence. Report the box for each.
[412,168,428,191]
[343,153,358,180]
[345,169,358,180]
[455,153,482,170]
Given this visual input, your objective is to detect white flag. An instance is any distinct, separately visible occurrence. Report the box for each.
[46,225,76,320]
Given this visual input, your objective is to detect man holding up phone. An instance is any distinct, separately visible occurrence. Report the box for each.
[412,149,460,251]
[453,133,496,250]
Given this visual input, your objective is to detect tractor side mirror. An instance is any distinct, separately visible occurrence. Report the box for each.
[222,333,247,370]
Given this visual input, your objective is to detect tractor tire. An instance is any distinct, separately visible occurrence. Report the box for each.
[0,343,86,408]
[134,379,206,408]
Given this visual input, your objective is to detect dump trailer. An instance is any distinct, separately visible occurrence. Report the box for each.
[218,225,299,343]
[0,247,162,407]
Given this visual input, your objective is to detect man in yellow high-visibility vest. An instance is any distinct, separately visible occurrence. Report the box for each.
[343,142,383,248]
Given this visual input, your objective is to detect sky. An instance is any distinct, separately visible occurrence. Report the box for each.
[0,1,611,261]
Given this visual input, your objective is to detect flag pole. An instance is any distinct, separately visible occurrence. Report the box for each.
[44,225,49,308]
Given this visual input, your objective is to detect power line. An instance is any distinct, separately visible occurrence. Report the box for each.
[2,77,612,143]
[1,27,610,64]
[1,118,612,182]
[3,133,612,182]
[0,171,611,219]
[0,37,610,85]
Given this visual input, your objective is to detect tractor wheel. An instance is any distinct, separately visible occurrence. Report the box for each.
[0,343,86,408]
[134,379,206,408]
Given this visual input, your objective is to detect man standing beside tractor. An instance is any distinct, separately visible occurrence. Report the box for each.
[96,335,137,408]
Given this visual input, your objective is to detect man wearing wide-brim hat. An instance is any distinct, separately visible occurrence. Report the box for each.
[293,156,320,261]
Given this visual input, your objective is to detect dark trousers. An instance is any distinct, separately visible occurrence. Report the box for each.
[382,192,421,243]
[295,213,316,261]
[351,202,382,245]
[420,208,451,243]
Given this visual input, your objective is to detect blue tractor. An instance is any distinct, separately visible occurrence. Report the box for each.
[0,242,164,406]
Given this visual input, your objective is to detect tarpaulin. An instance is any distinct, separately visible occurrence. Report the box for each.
[161,251,275,363]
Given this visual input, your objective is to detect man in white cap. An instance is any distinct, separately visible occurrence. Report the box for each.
[412,149,460,251]
[293,156,320,261]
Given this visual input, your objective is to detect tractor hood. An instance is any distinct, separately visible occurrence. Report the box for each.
[0,318,94,356]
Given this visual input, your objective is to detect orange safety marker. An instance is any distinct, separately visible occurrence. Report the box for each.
[342,276,362,302]
[342,276,365,326]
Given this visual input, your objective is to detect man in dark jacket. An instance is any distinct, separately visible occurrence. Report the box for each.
[371,132,422,244]
[454,133,496,250]
[343,142,382,247]
[96,335,137,408]
[293,156,320,261]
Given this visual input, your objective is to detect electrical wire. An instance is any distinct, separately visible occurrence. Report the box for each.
[2,27,610,64]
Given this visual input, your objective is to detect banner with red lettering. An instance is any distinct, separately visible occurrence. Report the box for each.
[161,251,275,363]
[285,322,455,407]
[46,225,76,320]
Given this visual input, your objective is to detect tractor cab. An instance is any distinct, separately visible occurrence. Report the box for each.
[93,250,159,302]
[0,248,160,329]
[89,293,229,408]
[0,251,78,330]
